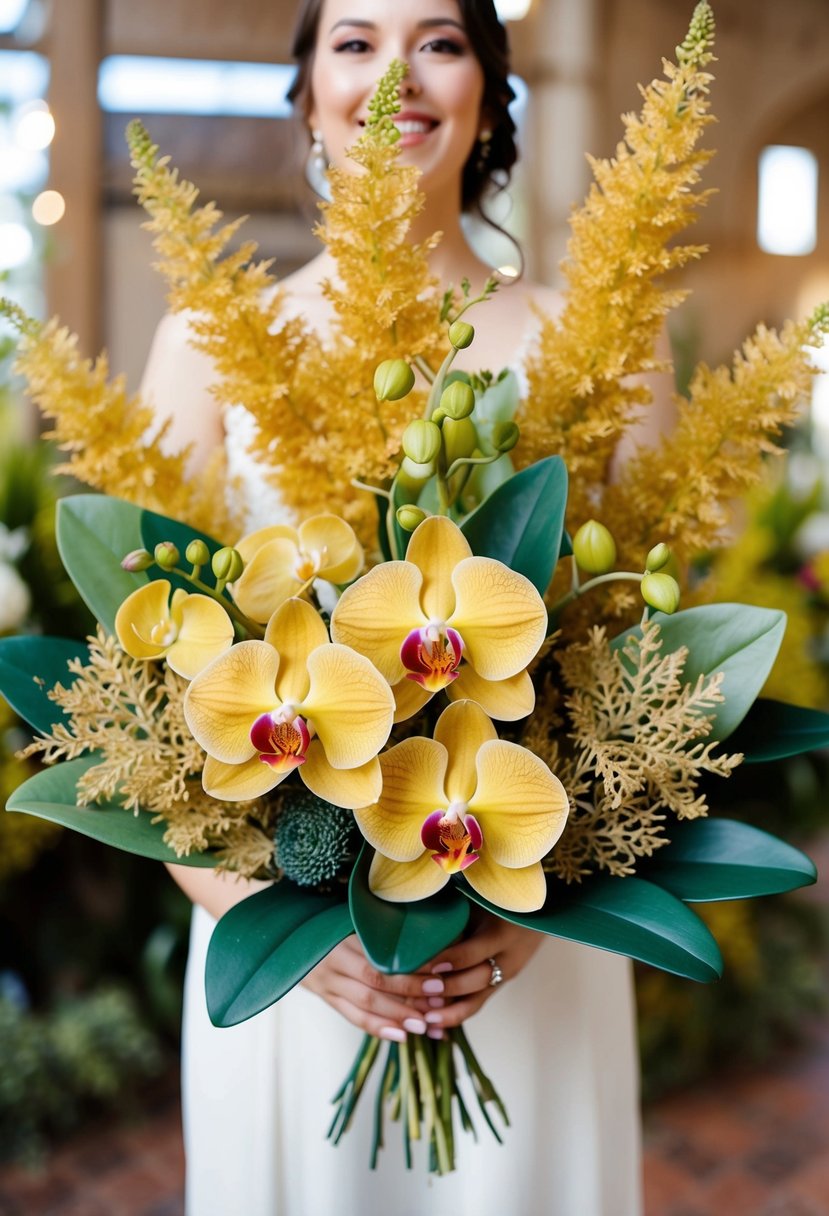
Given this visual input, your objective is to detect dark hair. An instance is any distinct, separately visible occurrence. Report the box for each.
[287,0,518,213]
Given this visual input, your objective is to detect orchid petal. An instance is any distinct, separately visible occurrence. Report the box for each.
[301,741,382,809]
[302,644,394,769]
[392,677,432,724]
[354,738,447,862]
[184,640,280,763]
[297,515,363,584]
[433,700,496,804]
[470,740,569,867]
[463,853,548,913]
[264,597,329,705]
[232,537,303,623]
[369,849,450,903]
[166,594,234,679]
[169,587,188,628]
[330,561,424,683]
[449,665,536,721]
[406,515,471,621]
[234,524,298,565]
[450,557,547,680]
[202,752,287,801]
[115,580,173,660]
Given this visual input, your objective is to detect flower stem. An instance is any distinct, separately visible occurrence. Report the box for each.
[548,570,645,621]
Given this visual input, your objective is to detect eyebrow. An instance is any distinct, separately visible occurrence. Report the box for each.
[328,18,467,34]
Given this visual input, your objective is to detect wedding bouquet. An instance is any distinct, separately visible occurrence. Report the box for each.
[0,3,826,1175]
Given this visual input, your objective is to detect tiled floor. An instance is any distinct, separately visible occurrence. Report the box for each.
[0,1026,828,1216]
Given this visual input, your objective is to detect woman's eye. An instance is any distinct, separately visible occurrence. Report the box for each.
[333,38,372,53]
[421,37,465,55]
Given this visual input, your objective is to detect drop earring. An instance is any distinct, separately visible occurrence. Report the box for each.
[306,128,330,200]
[476,128,493,176]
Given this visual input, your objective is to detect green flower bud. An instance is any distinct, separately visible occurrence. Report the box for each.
[121,548,154,573]
[645,543,671,573]
[274,789,358,888]
[153,541,180,570]
[448,320,475,349]
[442,416,478,465]
[212,546,245,582]
[572,520,617,575]
[492,421,520,453]
[402,419,442,465]
[640,572,681,615]
[186,539,211,567]
[440,380,475,421]
[396,505,428,532]
[397,456,435,492]
[374,358,415,402]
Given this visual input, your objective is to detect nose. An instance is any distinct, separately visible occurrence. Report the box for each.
[400,72,423,99]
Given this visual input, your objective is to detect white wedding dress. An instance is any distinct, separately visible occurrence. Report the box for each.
[180,400,643,1216]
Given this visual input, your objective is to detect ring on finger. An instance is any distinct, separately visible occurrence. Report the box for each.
[487,956,504,988]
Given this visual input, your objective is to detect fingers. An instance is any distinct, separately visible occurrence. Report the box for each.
[421,990,492,1030]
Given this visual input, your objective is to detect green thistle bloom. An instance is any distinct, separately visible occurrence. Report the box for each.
[274,789,358,888]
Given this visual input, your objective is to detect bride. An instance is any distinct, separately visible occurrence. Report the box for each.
[141,1,643,1212]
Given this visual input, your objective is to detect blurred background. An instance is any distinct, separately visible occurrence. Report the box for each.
[0,0,828,1212]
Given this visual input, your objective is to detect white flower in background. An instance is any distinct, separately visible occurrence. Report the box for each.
[0,523,28,564]
[0,562,31,632]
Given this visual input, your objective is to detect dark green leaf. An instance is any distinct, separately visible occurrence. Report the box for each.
[206,884,353,1026]
[460,456,568,595]
[6,756,216,866]
[57,495,223,635]
[613,603,786,741]
[726,698,829,763]
[459,874,723,982]
[349,845,469,973]
[0,636,89,734]
[643,818,817,901]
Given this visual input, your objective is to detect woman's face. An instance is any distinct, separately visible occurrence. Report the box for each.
[309,0,486,202]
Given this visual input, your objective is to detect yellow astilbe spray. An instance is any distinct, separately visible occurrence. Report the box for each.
[603,305,829,576]
[0,301,230,538]
[524,621,741,882]
[518,0,716,526]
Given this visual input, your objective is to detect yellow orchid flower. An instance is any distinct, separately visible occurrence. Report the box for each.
[355,700,568,914]
[183,597,394,807]
[232,516,363,624]
[115,579,234,679]
[330,515,547,722]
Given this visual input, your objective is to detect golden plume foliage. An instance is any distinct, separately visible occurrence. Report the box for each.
[127,60,445,541]
[0,301,232,538]
[524,621,741,882]
[518,0,717,527]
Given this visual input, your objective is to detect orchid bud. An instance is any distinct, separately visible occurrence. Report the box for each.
[572,521,617,575]
[396,505,428,532]
[212,546,245,582]
[645,543,671,573]
[402,419,442,465]
[374,359,415,402]
[121,548,153,573]
[442,417,478,465]
[492,421,520,453]
[153,541,180,570]
[396,456,435,495]
[641,572,681,615]
[440,380,475,421]
[448,320,474,350]
[186,539,211,567]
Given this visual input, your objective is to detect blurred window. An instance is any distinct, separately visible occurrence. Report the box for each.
[758,145,819,257]
[98,56,296,118]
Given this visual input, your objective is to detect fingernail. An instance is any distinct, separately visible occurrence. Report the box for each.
[424,1011,443,1025]
[427,1026,446,1041]
[379,1026,406,1043]
[427,996,445,1009]
[431,962,453,974]
[403,1017,427,1035]
[422,978,444,995]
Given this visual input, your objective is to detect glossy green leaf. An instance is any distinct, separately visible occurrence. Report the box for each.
[6,756,216,865]
[460,456,568,595]
[613,603,786,741]
[643,818,817,901]
[206,884,353,1026]
[459,874,723,982]
[725,698,829,763]
[57,495,223,635]
[0,636,89,734]
[349,845,469,974]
